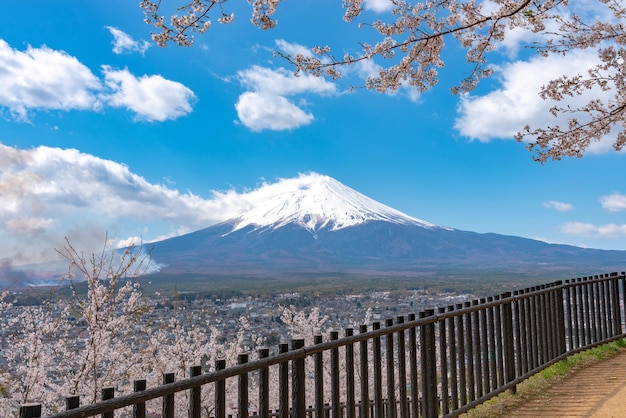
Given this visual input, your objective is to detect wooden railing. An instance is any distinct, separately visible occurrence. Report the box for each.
[20,272,626,418]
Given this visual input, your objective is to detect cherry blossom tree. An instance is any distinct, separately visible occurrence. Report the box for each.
[140,0,626,162]
[0,293,68,414]
[0,239,149,415]
[0,239,256,416]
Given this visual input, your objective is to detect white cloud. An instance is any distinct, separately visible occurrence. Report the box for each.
[105,26,150,55]
[0,145,332,267]
[235,92,314,131]
[238,65,337,97]
[600,193,626,212]
[5,217,53,233]
[274,39,313,58]
[354,58,380,80]
[0,40,101,120]
[560,222,626,239]
[101,66,196,122]
[364,0,394,13]
[455,50,618,153]
[0,39,195,122]
[543,201,574,212]
[210,172,332,210]
[235,64,337,131]
[0,144,239,265]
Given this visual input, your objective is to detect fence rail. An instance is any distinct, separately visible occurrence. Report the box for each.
[21,271,626,418]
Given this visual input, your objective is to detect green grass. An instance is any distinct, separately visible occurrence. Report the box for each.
[463,338,626,417]
[539,338,626,379]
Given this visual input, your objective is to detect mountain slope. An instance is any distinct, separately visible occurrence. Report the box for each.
[149,173,626,278]
[228,173,443,234]
[151,221,626,276]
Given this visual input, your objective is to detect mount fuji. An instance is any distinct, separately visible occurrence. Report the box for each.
[149,174,626,278]
[228,174,442,234]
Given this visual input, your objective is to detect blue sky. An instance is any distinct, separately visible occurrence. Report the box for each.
[1,0,626,267]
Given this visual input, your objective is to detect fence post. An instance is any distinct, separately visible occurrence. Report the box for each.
[544,283,559,361]
[345,328,356,418]
[385,318,397,418]
[189,365,202,418]
[213,360,226,418]
[238,353,249,418]
[551,283,560,357]
[581,278,591,346]
[512,292,522,378]
[330,331,341,418]
[102,387,115,418]
[447,305,459,412]
[278,343,289,418]
[611,273,622,336]
[486,296,498,391]
[554,281,566,355]
[163,372,176,418]
[537,285,548,365]
[396,316,408,418]
[479,298,491,394]
[501,292,516,394]
[420,309,438,418]
[65,396,80,410]
[314,335,325,418]
[133,379,147,418]
[456,302,467,407]
[258,348,270,418]
[464,301,475,403]
[437,307,449,416]
[593,278,602,343]
[472,300,482,400]
[372,321,384,417]
[564,281,574,351]
[408,314,419,418]
[526,290,537,371]
[571,280,582,349]
[359,324,370,418]
[291,339,306,418]
[621,273,626,335]
[19,403,41,418]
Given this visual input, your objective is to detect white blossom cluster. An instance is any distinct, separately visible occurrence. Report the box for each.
[0,240,255,417]
[140,0,280,47]
[515,0,626,162]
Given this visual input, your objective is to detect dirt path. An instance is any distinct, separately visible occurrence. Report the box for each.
[507,349,626,417]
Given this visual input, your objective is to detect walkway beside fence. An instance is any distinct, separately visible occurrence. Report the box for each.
[507,347,626,417]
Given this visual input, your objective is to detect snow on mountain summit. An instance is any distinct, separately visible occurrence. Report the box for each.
[229,173,444,233]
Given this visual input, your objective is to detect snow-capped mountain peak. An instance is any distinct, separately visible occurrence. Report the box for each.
[229,173,444,233]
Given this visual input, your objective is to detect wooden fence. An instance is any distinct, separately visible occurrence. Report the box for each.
[20,272,626,418]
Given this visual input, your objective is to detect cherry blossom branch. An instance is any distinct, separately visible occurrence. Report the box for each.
[139,0,626,161]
